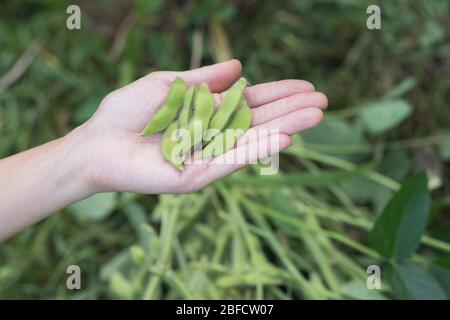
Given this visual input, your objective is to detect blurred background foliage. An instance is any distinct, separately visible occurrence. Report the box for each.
[0,0,449,299]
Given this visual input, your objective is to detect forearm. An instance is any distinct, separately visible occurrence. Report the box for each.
[0,126,95,241]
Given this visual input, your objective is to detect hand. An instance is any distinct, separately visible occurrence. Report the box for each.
[74,60,327,194]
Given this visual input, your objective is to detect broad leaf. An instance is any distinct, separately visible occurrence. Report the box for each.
[380,151,411,181]
[302,117,365,145]
[370,171,430,260]
[360,99,412,134]
[340,280,386,300]
[70,192,117,223]
[430,264,450,298]
[341,178,392,214]
[387,262,446,300]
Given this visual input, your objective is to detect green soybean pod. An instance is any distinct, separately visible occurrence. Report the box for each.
[202,98,252,158]
[140,77,187,136]
[231,98,252,132]
[187,82,215,147]
[204,77,247,142]
[161,121,184,170]
[178,85,196,129]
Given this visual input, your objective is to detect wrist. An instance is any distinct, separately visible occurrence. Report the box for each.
[61,122,99,197]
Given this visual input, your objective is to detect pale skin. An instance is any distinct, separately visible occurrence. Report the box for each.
[0,60,327,241]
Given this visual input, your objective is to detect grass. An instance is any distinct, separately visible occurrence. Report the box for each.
[0,0,449,299]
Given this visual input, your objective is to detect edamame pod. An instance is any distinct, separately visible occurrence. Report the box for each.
[140,77,187,136]
[161,121,184,170]
[202,98,252,158]
[148,77,252,169]
[178,85,196,130]
[186,82,215,148]
[204,77,247,142]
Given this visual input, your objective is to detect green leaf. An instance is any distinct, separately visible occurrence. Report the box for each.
[340,280,386,300]
[360,99,412,134]
[302,117,364,145]
[370,171,430,260]
[387,262,446,300]
[70,192,117,223]
[380,151,411,181]
[430,264,450,298]
[341,178,392,214]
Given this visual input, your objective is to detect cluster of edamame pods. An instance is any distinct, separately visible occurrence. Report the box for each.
[140,77,252,170]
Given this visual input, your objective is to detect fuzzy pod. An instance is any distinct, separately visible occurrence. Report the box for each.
[140,77,187,136]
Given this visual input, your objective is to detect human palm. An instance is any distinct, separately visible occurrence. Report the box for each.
[80,60,327,194]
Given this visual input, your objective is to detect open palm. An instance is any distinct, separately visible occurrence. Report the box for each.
[81,60,327,194]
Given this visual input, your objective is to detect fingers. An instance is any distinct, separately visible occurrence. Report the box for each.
[202,133,292,185]
[180,108,323,190]
[245,79,315,108]
[212,79,322,113]
[179,107,324,191]
[251,91,328,126]
[151,59,243,92]
[237,107,323,146]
